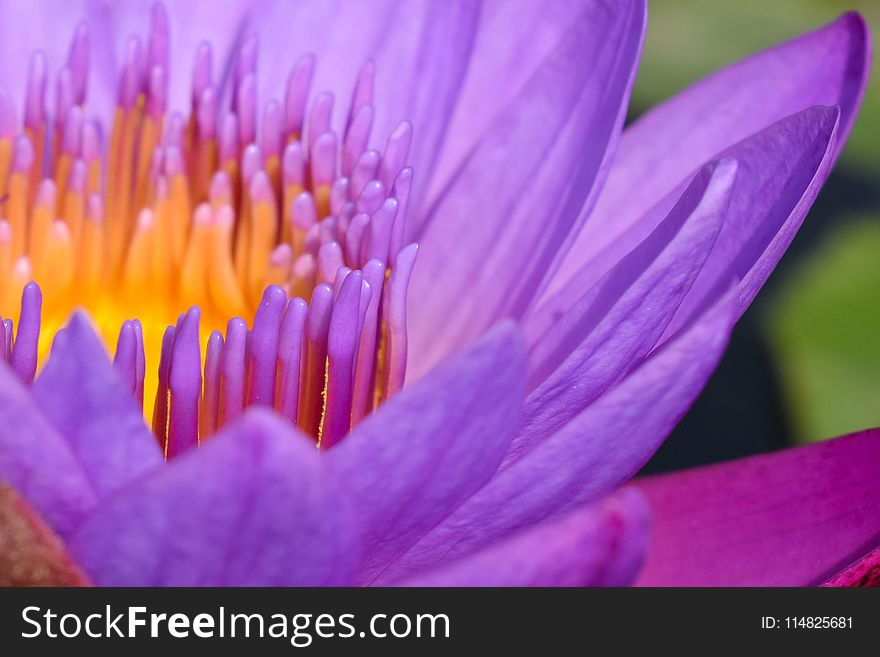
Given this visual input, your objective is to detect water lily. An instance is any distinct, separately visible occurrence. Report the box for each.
[0,0,872,586]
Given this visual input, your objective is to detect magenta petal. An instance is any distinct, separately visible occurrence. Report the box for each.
[407,0,646,380]
[329,321,526,584]
[399,489,648,587]
[553,12,869,285]
[635,429,880,587]
[0,362,96,539]
[823,545,880,587]
[32,313,163,497]
[511,159,736,462]
[69,410,360,585]
[381,295,736,583]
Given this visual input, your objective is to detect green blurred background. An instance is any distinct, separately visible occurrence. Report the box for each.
[639,0,880,473]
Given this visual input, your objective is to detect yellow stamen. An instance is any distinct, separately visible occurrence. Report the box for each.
[77,199,103,300]
[247,196,277,306]
[180,205,211,308]
[194,138,217,202]
[6,170,28,258]
[314,183,331,219]
[206,206,249,318]
[123,209,156,298]
[40,222,75,314]
[52,153,73,214]
[61,185,84,251]
[168,172,191,268]
[107,103,141,270]
[0,137,12,198]
[86,158,101,198]
[27,195,53,275]
[131,113,162,228]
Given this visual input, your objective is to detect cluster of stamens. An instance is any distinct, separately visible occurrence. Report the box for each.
[0,4,417,455]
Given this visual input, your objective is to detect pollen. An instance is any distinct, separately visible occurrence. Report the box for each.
[0,4,417,454]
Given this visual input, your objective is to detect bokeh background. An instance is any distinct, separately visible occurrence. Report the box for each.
[639,0,880,474]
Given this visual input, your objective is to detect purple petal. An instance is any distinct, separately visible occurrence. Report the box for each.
[94,0,254,116]
[0,361,96,539]
[0,1,253,129]
[544,105,840,346]
[425,0,627,213]
[407,0,646,379]
[511,158,735,462]
[252,0,480,213]
[0,0,101,111]
[550,13,869,294]
[32,313,163,498]
[634,429,880,587]
[69,409,360,586]
[328,321,526,584]
[399,489,648,586]
[380,294,736,583]
[666,106,839,333]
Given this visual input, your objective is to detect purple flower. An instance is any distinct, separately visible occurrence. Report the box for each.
[0,1,873,586]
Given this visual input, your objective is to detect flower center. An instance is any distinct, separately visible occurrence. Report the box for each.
[0,4,417,455]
